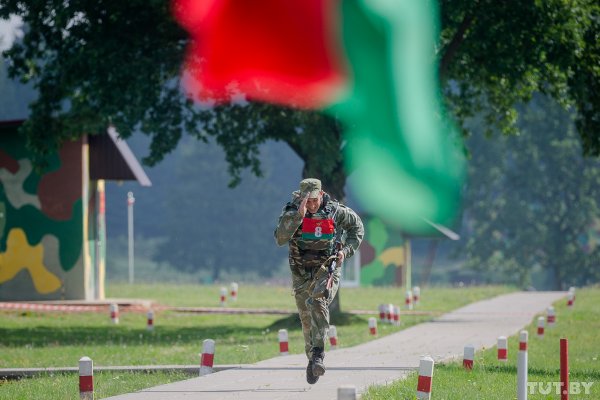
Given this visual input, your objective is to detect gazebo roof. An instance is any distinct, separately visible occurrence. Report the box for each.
[0,120,151,186]
[89,126,151,186]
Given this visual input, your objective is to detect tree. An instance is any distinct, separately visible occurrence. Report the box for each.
[1,1,599,306]
[460,96,600,289]
[439,0,599,152]
[0,58,35,119]
[0,0,598,198]
[194,104,347,199]
[152,137,291,281]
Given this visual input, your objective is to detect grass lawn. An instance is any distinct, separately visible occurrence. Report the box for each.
[106,282,512,312]
[0,371,188,400]
[362,287,600,400]
[0,284,512,399]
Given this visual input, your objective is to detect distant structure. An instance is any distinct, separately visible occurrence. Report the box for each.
[0,120,150,301]
[357,215,410,287]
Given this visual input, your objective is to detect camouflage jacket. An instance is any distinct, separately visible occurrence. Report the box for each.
[274,191,364,261]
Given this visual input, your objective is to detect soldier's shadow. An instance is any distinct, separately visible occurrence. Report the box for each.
[267,312,364,332]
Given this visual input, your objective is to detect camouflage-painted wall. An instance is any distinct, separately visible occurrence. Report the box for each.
[359,216,408,286]
[0,127,103,300]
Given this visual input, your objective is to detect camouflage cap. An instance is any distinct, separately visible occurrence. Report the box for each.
[300,178,322,198]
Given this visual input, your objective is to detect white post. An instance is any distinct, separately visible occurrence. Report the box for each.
[127,192,135,284]
[200,339,216,376]
[537,316,545,338]
[329,325,338,349]
[278,329,289,355]
[368,317,377,335]
[79,356,93,400]
[517,330,528,400]
[378,304,386,322]
[416,356,434,400]
[338,385,357,400]
[393,305,401,326]
[405,290,413,310]
[413,286,421,306]
[147,310,154,331]
[230,282,238,301]
[547,306,556,327]
[498,336,508,362]
[405,237,412,296]
[110,303,119,324]
[463,345,475,370]
[220,287,227,307]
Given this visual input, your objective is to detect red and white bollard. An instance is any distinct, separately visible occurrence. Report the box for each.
[387,304,396,324]
[378,304,386,322]
[220,287,227,307]
[416,356,434,400]
[393,305,401,326]
[110,303,119,324]
[547,306,556,328]
[386,303,393,323]
[405,290,413,310]
[79,356,93,400]
[329,325,338,349]
[497,336,508,362]
[537,316,545,338]
[560,338,569,400]
[230,282,238,301]
[569,286,576,300]
[200,339,215,376]
[517,330,528,400]
[413,286,421,306]
[567,291,574,308]
[278,329,289,355]
[146,310,154,331]
[463,345,475,370]
[368,317,377,335]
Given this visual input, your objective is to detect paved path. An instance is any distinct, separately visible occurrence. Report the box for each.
[106,291,565,400]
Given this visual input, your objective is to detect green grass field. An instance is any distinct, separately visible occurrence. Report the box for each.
[0,284,512,399]
[362,287,600,400]
[105,282,512,311]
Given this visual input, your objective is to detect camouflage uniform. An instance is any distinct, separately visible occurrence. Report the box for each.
[274,186,364,359]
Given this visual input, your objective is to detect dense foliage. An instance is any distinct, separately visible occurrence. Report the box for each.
[104,137,298,280]
[461,96,600,289]
[0,0,598,198]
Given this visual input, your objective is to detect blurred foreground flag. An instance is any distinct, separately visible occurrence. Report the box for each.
[172,0,465,234]
[172,0,347,107]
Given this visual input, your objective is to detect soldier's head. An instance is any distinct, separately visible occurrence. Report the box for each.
[300,178,323,213]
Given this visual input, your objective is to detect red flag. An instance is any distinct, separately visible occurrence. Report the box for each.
[172,0,347,108]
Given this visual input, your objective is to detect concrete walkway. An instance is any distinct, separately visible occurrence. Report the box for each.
[106,291,565,400]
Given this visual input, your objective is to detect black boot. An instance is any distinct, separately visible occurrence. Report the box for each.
[306,360,319,384]
[311,347,325,377]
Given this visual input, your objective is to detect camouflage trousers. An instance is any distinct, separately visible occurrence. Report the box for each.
[291,258,341,360]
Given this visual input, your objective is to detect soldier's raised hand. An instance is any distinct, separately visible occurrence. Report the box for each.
[298,193,309,218]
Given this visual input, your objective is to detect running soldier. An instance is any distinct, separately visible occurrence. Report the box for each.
[274,178,364,384]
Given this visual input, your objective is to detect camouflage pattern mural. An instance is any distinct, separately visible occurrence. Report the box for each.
[0,124,105,300]
[359,216,409,286]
